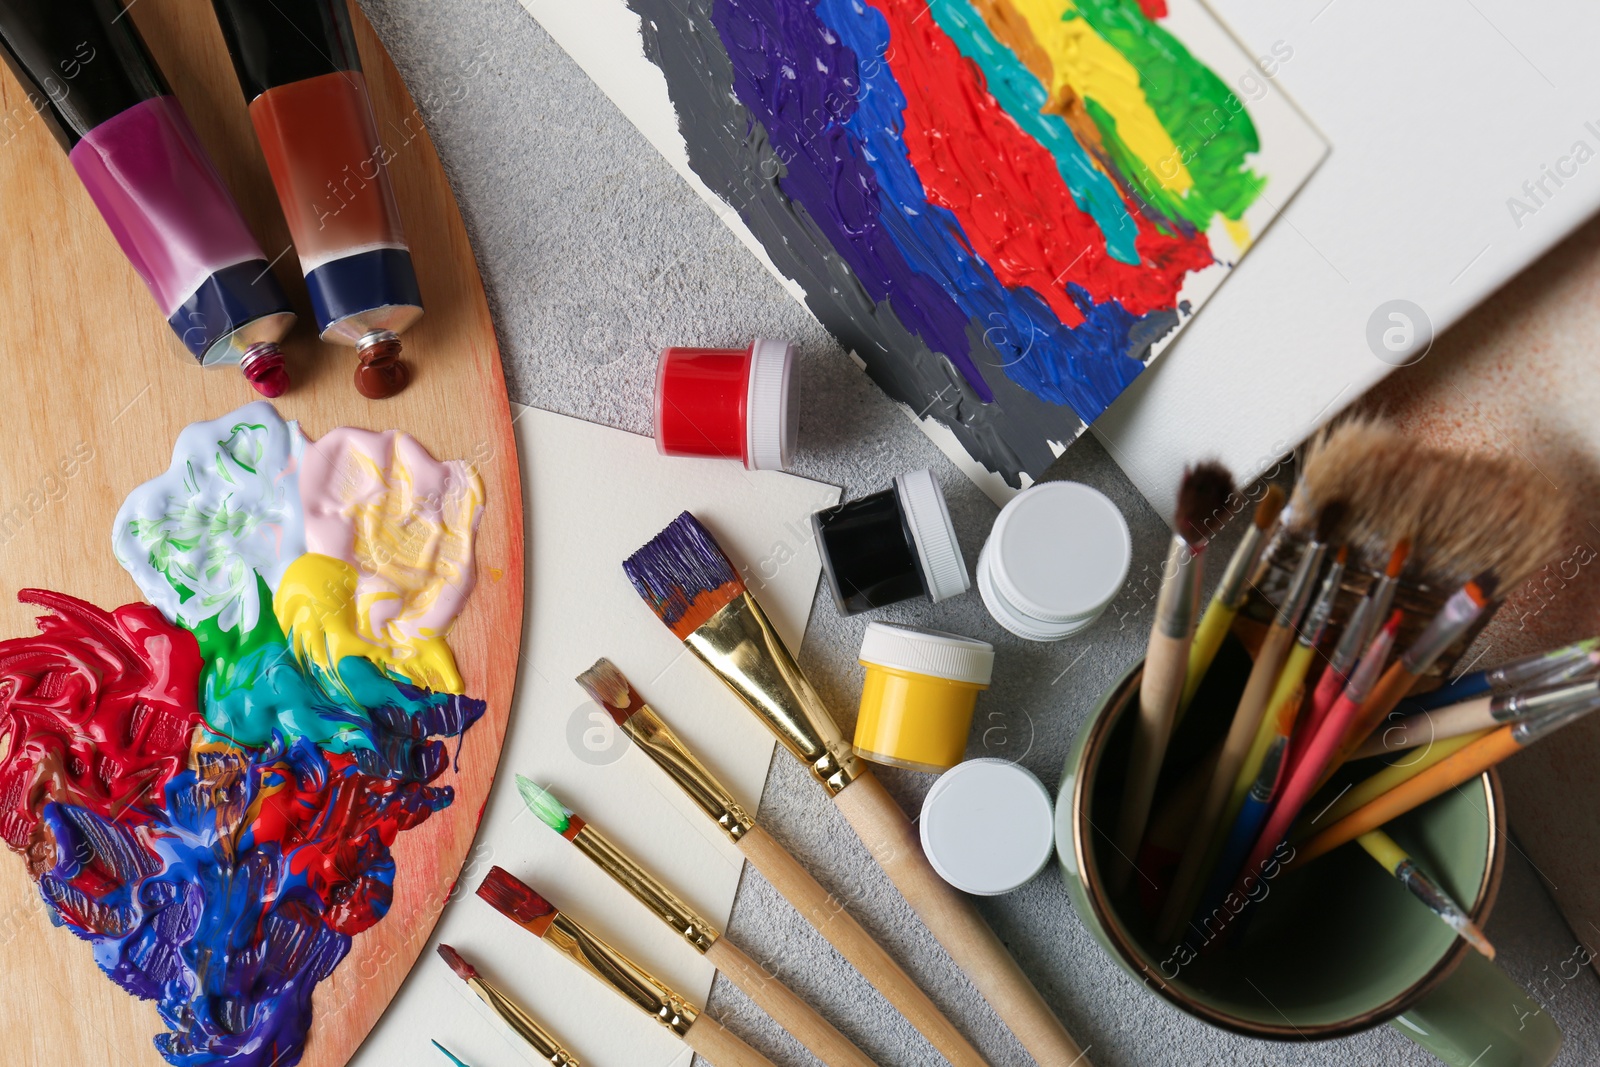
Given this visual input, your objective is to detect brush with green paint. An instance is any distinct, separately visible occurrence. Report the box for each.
[515,776,877,1067]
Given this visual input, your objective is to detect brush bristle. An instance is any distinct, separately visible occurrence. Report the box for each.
[477,866,558,929]
[436,943,477,981]
[432,1041,474,1067]
[515,775,577,836]
[1176,461,1235,545]
[1335,544,1349,565]
[624,512,746,639]
[1386,539,1411,579]
[1290,416,1567,589]
[1254,485,1287,530]
[575,658,646,725]
[1314,501,1348,544]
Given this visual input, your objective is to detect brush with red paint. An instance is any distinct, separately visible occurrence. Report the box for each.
[435,944,579,1065]
[623,511,1088,1067]
[475,866,777,1067]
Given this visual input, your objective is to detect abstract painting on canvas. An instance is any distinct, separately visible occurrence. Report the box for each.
[523,0,1327,496]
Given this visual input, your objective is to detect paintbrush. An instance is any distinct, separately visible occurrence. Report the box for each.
[1228,545,1348,833]
[476,867,778,1067]
[515,777,876,1067]
[1113,461,1234,891]
[1353,677,1600,759]
[575,658,986,1067]
[1289,694,1600,869]
[431,1041,474,1067]
[1398,639,1600,714]
[1356,830,1495,959]
[1194,734,1289,926]
[1301,540,1410,766]
[1293,729,1491,839]
[1286,417,1566,592]
[1156,502,1343,945]
[624,512,1086,1067]
[435,945,579,1066]
[1317,574,1498,785]
[1216,609,1400,907]
[1179,484,1286,718]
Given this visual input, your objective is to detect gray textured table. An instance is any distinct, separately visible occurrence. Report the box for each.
[359,2,1600,1063]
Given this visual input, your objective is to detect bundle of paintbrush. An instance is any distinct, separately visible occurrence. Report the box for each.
[1118,416,1571,953]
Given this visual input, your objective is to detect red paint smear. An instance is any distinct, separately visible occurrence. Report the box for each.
[865,0,1210,325]
[0,590,202,859]
[1137,0,1168,18]
[248,751,442,935]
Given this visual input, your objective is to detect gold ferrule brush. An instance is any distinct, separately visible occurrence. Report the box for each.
[687,592,862,794]
[436,945,580,1065]
[623,513,862,796]
[576,658,755,841]
[478,866,700,1037]
[517,777,720,953]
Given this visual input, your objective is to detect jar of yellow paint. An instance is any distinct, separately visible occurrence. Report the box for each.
[853,623,995,773]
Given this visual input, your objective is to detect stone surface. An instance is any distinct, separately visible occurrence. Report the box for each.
[357,2,1600,1063]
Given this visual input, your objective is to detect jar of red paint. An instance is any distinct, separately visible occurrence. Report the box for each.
[654,339,796,470]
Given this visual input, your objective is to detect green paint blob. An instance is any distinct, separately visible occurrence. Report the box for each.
[516,775,573,835]
[1070,0,1265,225]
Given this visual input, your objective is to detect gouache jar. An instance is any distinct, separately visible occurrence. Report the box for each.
[853,623,994,773]
[921,758,1055,896]
[978,481,1130,641]
[654,339,796,470]
[812,469,970,615]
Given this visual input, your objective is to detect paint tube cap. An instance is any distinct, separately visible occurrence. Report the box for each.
[982,481,1130,629]
[894,469,970,603]
[920,758,1055,896]
[858,622,994,686]
[745,338,796,471]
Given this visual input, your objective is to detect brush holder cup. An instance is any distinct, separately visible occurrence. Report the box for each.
[1056,645,1562,1067]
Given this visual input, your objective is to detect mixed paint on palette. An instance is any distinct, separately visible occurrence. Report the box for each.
[621,0,1325,488]
[0,401,485,1066]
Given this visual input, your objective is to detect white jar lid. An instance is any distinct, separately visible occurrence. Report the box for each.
[920,758,1055,896]
[858,622,994,686]
[986,482,1130,625]
[744,338,796,471]
[893,469,970,604]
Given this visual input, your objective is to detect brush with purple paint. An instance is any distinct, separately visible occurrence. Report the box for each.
[475,866,777,1067]
[435,944,579,1065]
[624,511,1089,1067]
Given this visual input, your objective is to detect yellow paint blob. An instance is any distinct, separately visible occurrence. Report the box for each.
[1008,0,1193,196]
[273,552,464,695]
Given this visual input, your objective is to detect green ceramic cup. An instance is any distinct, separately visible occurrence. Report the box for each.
[1056,656,1562,1066]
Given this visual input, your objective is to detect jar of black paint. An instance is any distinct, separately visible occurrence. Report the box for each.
[812,469,969,615]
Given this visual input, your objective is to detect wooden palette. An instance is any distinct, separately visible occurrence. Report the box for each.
[0,4,521,1066]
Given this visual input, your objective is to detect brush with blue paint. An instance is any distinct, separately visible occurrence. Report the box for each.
[624,511,1089,1067]
[1395,638,1600,715]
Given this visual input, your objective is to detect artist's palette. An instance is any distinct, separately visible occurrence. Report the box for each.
[0,4,520,1067]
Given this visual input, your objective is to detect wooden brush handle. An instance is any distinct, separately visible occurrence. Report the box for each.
[704,936,876,1067]
[683,1014,781,1067]
[737,823,989,1067]
[1114,632,1187,887]
[832,772,1089,1067]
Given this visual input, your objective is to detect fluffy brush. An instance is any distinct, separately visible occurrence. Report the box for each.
[1290,416,1566,590]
